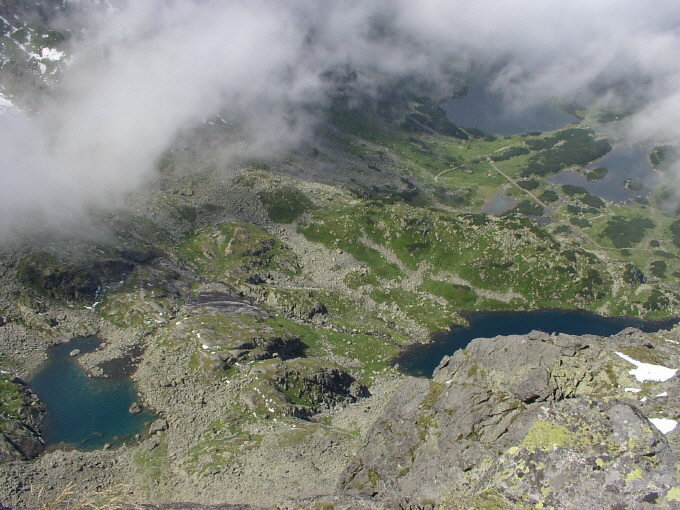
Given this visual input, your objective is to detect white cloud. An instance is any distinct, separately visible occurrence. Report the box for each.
[3,0,680,238]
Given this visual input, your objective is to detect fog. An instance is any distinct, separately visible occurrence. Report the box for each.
[2,0,680,239]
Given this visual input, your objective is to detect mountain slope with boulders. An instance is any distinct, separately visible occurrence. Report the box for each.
[2,2,680,509]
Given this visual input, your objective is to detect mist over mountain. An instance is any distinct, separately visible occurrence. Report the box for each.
[1,0,680,239]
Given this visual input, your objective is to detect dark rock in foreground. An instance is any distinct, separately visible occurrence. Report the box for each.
[340,328,680,508]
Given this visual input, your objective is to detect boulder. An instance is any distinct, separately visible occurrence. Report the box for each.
[149,419,168,435]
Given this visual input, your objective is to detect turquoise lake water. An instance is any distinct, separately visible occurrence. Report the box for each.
[29,336,154,450]
[394,310,678,378]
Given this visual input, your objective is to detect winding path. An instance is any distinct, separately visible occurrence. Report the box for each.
[485,157,546,207]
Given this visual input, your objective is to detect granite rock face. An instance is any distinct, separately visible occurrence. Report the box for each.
[340,328,680,508]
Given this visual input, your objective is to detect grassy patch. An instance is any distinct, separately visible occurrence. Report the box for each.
[179,221,299,282]
[523,128,611,177]
[539,189,559,203]
[421,279,477,309]
[0,375,23,421]
[183,411,261,476]
[259,186,315,224]
[585,166,608,181]
[133,439,171,495]
[602,216,655,248]
[507,200,544,216]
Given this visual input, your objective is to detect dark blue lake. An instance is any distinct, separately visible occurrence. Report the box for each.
[444,84,577,136]
[547,144,659,203]
[394,310,678,378]
[29,336,154,450]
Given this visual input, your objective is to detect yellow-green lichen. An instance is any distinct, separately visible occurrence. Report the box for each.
[666,486,680,501]
[625,467,642,483]
[521,421,572,449]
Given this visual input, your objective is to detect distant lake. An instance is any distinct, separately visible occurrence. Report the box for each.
[394,310,678,378]
[548,144,659,203]
[444,84,577,136]
[30,336,154,450]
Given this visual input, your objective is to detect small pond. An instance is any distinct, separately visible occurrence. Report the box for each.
[29,336,154,450]
[444,83,577,136]
[479,189,517,215]
[394,310,678,378]
[547,144,659,203]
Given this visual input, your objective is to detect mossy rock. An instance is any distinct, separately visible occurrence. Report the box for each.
[243,358,368,419]
[258,185,315,224]
[0,375,46,461]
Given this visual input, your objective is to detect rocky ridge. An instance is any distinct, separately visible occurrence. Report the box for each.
[341,326,680,508]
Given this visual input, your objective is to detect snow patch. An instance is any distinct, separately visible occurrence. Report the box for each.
[614,352,678,383]
[40,47,64,61]
[650,418,677,435]
[624,387,641,393]
[656,392,668,397]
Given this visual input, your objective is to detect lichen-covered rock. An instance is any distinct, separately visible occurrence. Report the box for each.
[340,327,680,508]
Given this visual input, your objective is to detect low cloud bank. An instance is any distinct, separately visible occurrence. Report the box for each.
[2,0,680,239]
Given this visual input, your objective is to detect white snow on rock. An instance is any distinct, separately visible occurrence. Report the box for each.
[40,47,64,61]
[650,418,677,435]
[624,387,641,393]
[615,352,678,383]
[657,392,668,398]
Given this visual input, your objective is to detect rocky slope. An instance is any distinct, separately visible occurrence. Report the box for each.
[2,3,680,509]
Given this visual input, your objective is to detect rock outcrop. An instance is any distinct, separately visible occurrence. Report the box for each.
[340,328,680,508]
[242,358,369,419]
[0,375,46,461]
